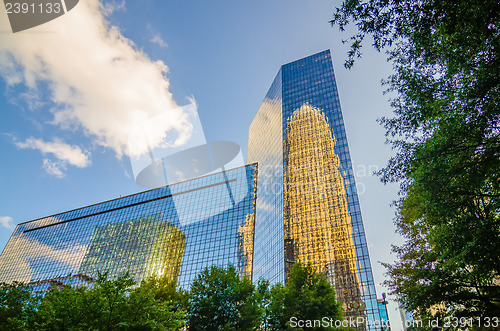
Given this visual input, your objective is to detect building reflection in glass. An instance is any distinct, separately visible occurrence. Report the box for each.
[79,215,186,282]
[0,164,257,289]
[284,104,365,321]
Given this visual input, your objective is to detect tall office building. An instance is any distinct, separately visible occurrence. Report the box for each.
[247,50,379,329]
[378,293,391,330]
[0,164,257,289]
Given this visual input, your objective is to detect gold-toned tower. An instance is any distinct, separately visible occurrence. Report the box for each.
[237,213,255,278]
[146,221,186,282]
[284,104,365,322]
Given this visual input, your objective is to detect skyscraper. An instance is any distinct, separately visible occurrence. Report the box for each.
[247,50,379,329]
[0,164,258,289]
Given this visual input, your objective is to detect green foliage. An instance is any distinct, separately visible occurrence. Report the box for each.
[34,283,100,330]
[331,0,500,319]
[267,263,344,331]
[33,272,135,331]
[187,265,260,330]
[0,282,38,331]
[124,274,187,330]
[254,279,272,329]
[0,264,347,330]
[5,272,186,331]
[96,272,136,330]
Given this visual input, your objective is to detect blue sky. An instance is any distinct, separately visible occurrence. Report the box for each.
[0,0,404,328]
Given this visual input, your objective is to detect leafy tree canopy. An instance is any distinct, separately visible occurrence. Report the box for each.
[0,282,38,331]
[187,265,260,330]
[331,0,499,320]
[1,272,185,331]
[267,262,345,331]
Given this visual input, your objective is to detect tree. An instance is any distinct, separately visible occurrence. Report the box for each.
[124,274,187,330]
[267,262,344,331]
[187,265,260,330]
[33,272,185,331]
[0,282,38,331]
[331,0,500,320]
[254,279,273,330]
[34,283,101,331]
[33,272,134,331]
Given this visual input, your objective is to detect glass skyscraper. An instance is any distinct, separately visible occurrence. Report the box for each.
[0,164,257,289]
[378,295,391,330]
[248,50,380,329]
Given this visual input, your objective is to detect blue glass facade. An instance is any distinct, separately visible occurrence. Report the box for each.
[248,50,380,329]
[0,164,257,289]
[248,69,284,285]
[378,299,391,330]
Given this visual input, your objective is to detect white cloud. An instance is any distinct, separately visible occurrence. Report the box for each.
[42,159,66,178]
[0,0,192,163]
[150,35,168,48]
[16,137,91,168]
[0,216,15,230]
[101,0,126,16]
